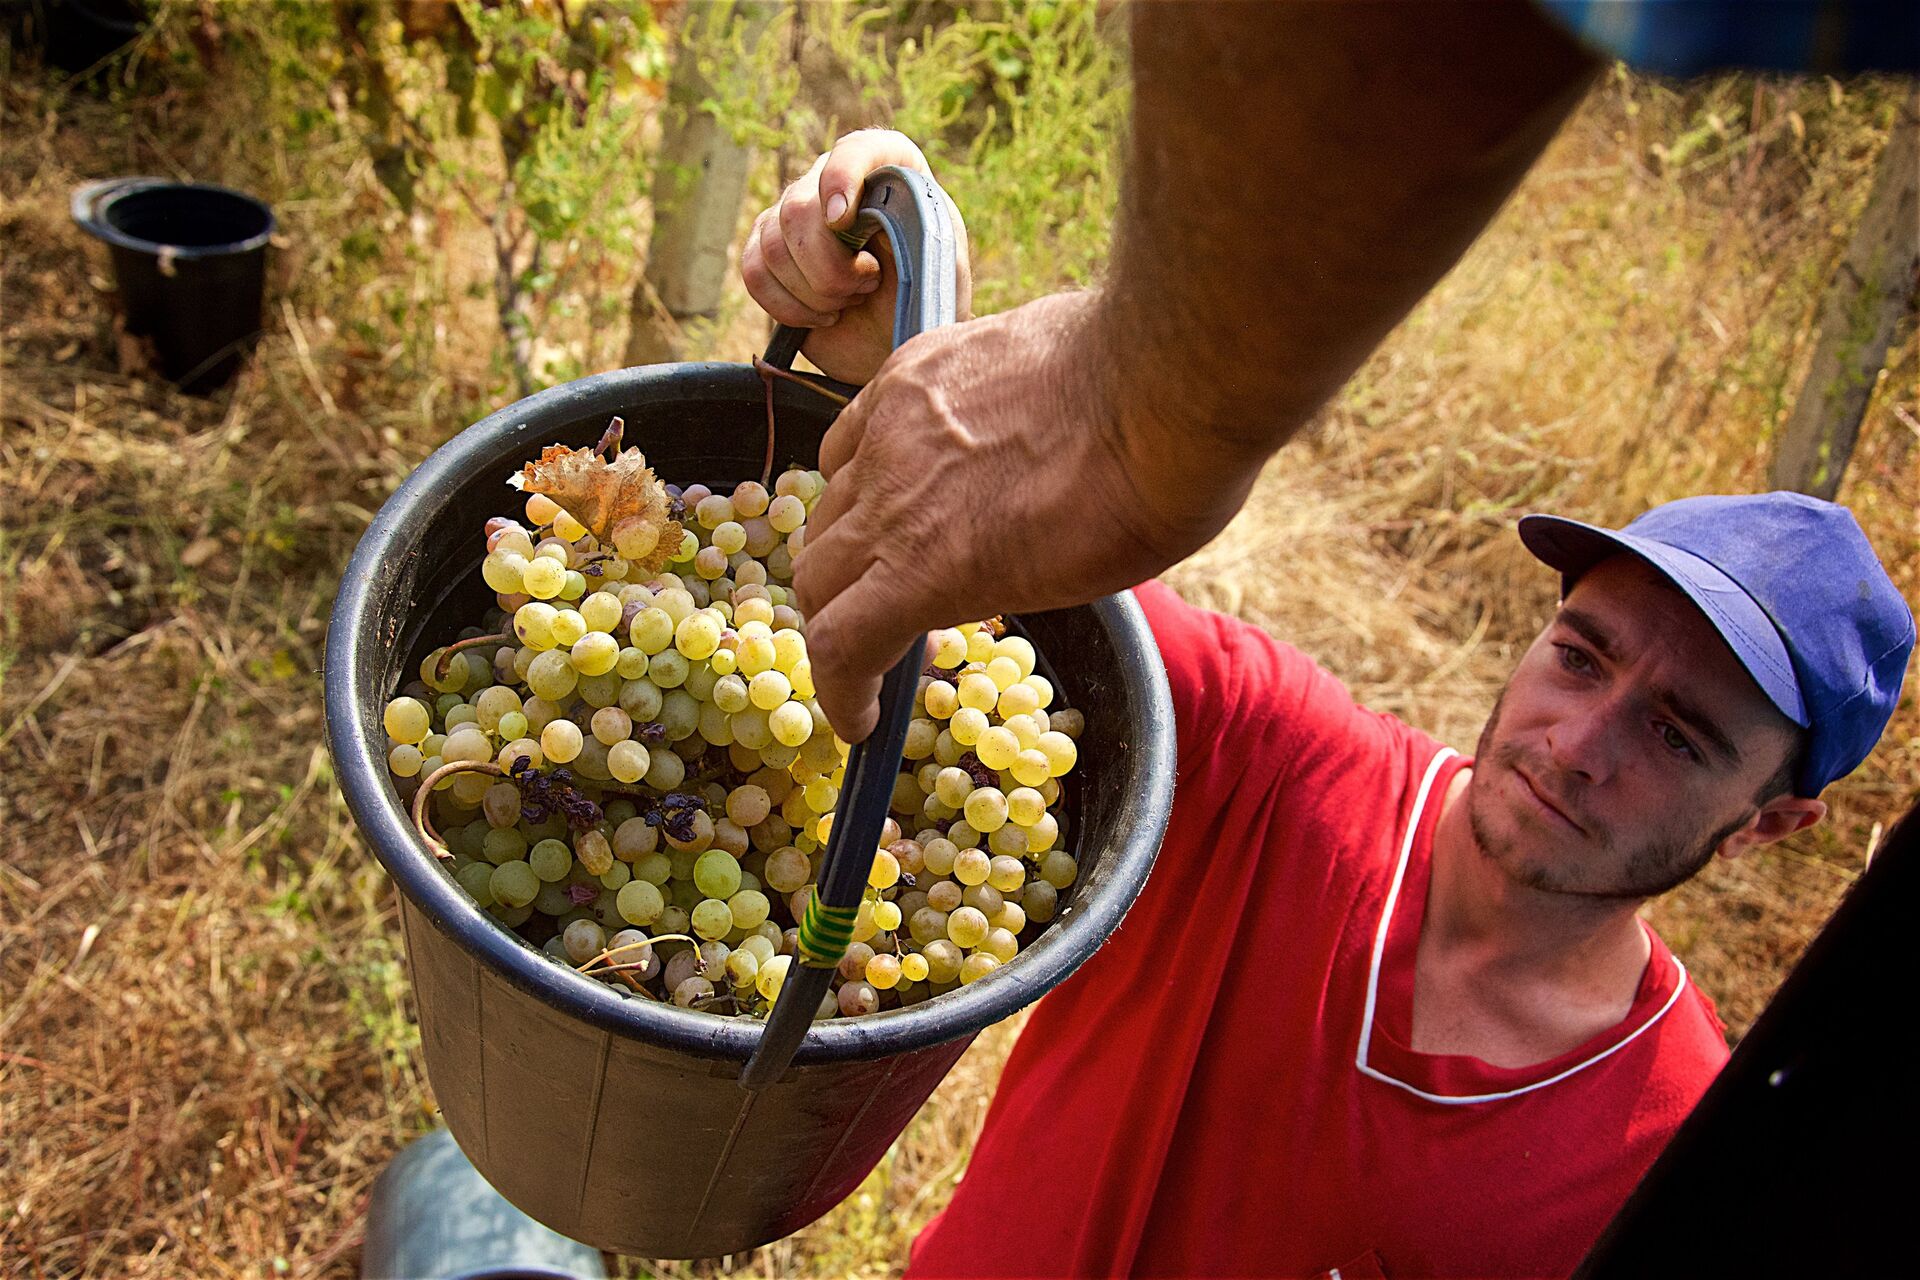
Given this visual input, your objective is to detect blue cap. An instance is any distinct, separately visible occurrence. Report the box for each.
[1518,493,1913,797]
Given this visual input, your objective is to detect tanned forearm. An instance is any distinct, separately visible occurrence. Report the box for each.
[1096,0,1599,492]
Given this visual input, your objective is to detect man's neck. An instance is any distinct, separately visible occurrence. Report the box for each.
[1412,767,1653,1066]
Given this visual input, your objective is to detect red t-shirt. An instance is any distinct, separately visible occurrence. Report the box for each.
[908,582,1729,1279]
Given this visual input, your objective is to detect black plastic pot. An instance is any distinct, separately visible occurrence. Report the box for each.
[71,177,274,394]
[326,367,1175,1256]
[324,181,1175,1256]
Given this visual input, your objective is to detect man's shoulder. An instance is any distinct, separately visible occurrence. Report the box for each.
[1136,580,1429,777]
[1625,934,1733,1115]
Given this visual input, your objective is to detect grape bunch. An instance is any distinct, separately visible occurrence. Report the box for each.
[382,433,1083,1020]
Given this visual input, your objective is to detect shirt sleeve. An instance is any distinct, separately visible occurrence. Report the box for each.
[1533,0,1919,76]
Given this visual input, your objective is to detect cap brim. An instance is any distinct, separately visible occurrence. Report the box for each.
[1518,514,1809,728]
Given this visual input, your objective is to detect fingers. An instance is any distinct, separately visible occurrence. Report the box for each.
[743,209,841,328]
[791,502,875,620]
[803,563,933,743]
[815,384,874,482]
[778,153,883,304]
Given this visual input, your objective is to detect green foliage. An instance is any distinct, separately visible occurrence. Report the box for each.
[723,1,1130,321]
[318,0,669,392]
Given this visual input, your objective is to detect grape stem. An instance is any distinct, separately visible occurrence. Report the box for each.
[410,759,508,857]
[432,632,516,683]
[574,933,694,977]
[754,356,850,490]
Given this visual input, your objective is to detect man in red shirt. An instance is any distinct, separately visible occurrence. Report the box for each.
[897,499,1909,1279]
[746,135,1914,1280]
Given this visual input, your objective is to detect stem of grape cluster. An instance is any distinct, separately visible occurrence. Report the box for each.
[433,632,516,683]
[410,759,508,857]
[754,356,851,489]
[574,933,694,977]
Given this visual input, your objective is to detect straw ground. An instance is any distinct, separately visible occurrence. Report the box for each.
[3,41,1916,1280]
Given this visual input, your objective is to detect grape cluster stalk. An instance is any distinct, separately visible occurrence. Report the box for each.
[382,440,1084,1021]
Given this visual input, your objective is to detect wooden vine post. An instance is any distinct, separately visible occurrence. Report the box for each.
[1770,89,1919,499]
[625,0,779,367]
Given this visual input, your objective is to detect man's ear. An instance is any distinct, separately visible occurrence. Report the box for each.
[1717,796,1827,860]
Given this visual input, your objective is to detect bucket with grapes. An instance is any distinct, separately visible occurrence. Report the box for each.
[323,169,1174,1257]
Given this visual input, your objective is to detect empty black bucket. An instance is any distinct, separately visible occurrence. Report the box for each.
[323,360,1177,1256]
[71,177,274,393]
[39,0,147,75]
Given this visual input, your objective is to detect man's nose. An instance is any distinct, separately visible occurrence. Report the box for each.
[1544,699,1617,784]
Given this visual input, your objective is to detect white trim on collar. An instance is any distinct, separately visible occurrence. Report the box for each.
[1353,748,1690,1106]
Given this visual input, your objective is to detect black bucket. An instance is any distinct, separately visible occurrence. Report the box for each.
[323,364,1177,1255]
[38,0,146,75]
[71,177,274,394]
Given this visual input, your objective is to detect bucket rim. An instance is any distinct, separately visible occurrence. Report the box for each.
[323,362,1176,1067]
[71,176,276,259]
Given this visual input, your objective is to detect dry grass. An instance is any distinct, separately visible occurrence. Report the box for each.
[3,33,1916,1280]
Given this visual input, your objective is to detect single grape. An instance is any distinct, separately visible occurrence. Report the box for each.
[541,719,583,764]
[691,898,734,940]
[922,939,963,983]
[490,861,539,909]
[953,847,991,886]
[673,975,716,1007]
[526,650,579,702]
[387,743,423,777]
[616,879,665,926]
[764,847,811,893]
[384,696,431,744]
[975,726,1020,771]
[572,631,619,676]
[1036,731,1078,777]
[608,740,650,785]
[960,953,1001,984]
[1008,747,1051,787]
[572,830,612,877]
[563,918,607,965]
[950,708,988,746]
[963,786,1009,833]
[728,889,771,930]
[757,954,793,1002]
[693,849,742,899]
[529,839,573,882]
[482,782,522,829]
[522,556,566,600]
[456,860,497,906]
[748,670,791,710]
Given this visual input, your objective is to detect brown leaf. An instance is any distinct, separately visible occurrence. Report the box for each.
[510,417,681,574]
[180,536,222,568]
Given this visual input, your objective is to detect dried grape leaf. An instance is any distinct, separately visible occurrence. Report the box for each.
[508,416,681,573]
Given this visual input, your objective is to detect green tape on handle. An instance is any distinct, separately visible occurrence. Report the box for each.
[798,896,859,969]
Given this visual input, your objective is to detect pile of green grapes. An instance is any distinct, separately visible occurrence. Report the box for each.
[383,451,1083,1020]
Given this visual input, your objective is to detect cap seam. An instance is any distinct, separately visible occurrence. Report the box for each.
[1665,561,1801,695]
[1815,629,1917,720]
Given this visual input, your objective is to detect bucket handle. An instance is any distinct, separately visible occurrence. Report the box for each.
[70,176,167,242]
[739,166,961,1090]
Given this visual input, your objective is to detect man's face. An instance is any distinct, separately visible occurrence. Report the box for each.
[1468,554,1803,900]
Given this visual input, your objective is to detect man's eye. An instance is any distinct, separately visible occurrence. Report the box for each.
[1659,724,1698,759]
[1557,644,1593,672]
